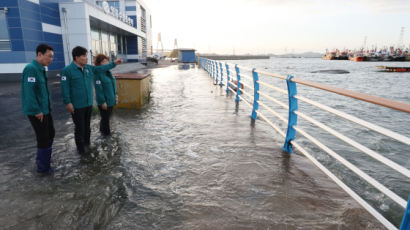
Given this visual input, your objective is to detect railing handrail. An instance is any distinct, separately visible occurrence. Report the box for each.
[198,57,410,230]
[206,57,410,148]
[232,65,410,114]
[292,78,410,114]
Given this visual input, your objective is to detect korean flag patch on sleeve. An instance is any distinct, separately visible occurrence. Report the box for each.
[96,80,101,85]
[61,76,66,81]
[28,77,36,83]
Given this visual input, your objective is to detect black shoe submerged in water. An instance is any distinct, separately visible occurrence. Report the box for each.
[84,145,97,153]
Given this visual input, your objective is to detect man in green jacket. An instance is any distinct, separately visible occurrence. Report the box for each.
[21,43,55,173]
[60,46,121,155]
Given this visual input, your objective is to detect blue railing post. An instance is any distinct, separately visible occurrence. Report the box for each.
[225,64,230,94]
[251,68,260,120]
[215,61,220,85]
[282,75,298,154]
[219,62,224,87]
[400,194,410,230]
[210,60,214,78]
[235,64,241,102]
[209,60,214,78]
[214,61,218,81]
[210,60,213,76]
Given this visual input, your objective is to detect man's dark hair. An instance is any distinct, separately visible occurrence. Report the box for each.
[72,46,88,61]
[36,43,53,56]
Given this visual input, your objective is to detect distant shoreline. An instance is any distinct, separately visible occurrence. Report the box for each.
[198,55,270,60]
[198,52,324,60]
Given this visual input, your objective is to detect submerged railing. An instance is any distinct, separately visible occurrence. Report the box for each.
[199,57,410,230]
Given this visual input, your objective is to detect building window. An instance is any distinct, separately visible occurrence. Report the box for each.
[101,31,109,56]
[118,35,126,55]
[140,6,146,19]
[90,28,101,60]
[109,33,117,60]
[122,36,127,55]
[0,10,11,51]
[140,7,146,33]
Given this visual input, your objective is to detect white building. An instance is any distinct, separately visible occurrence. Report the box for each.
[0,0,153,73]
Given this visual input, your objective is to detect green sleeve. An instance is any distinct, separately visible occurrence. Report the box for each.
[113,76,117,95]
[22,68,41,115]
[93,62,116,72]
[94,73,106,105]
[60,69,72,104]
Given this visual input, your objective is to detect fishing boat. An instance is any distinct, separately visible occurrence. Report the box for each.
[322,51,336,60]
[336,50,348,60]
[349,53,363,62]
[376,66,410,72]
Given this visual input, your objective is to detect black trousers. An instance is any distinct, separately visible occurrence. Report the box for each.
[71,106,92,153]
[28,114,55,148]
[98,106,113,136]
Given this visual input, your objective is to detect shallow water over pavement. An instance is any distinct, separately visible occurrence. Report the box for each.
[0,66,385,229]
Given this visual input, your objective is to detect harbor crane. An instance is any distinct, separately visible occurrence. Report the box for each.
[156,32,164,53]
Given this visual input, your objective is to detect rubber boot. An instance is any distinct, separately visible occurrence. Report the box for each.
[36,147,51,173]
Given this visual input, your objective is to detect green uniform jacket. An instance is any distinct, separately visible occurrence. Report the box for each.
[21,60,51,116]
[94,67,117,107]
[60,62,116,109]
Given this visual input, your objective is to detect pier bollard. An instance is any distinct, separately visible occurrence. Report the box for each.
[400,194,410,230]
[251,68,259,120]
[235,64,241,102]
[225,64,231,94]
[282,75,298,153]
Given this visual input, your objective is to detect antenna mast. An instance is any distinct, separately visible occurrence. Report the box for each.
[397,27,405,49]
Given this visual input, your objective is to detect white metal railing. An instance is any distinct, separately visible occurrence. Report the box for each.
[199,57,410,230]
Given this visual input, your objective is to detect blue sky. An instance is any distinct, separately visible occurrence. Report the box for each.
[148,0,410,54]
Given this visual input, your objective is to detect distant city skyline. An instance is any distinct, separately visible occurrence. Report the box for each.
[148,0,410,54]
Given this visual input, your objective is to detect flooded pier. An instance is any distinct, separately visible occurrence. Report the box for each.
[0,66,385,229]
